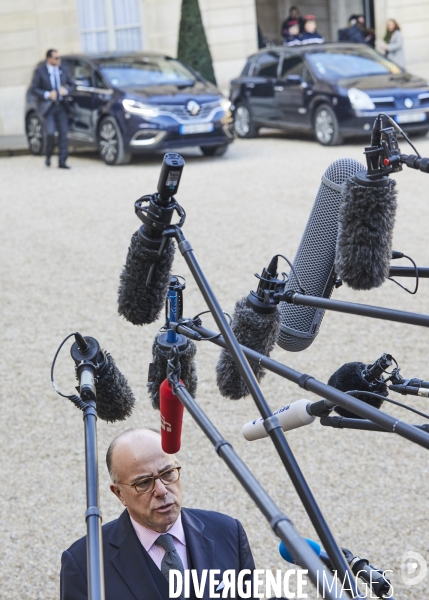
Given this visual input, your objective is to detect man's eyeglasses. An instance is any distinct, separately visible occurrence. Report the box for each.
[115,466,181,494]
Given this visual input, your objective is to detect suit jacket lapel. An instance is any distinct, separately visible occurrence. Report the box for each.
[109,510,167,600]
[43,64,53,90]
[182,509,215,600]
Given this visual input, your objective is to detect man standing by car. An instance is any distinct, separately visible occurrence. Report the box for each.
[30,49,74,169]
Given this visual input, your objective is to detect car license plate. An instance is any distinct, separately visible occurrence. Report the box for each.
[179,123,214,134]
[395,112,426,124]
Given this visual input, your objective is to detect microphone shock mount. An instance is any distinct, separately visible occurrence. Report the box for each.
[134,153,186,252]
[357,113,429,186]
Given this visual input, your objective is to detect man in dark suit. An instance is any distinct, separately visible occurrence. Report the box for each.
[60,429,256,600]
[30,48,75,168]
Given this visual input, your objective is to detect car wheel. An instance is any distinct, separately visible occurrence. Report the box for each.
[200,144,229,156]
[313,104,343,146]
[98,116,132,165]
[26,113,45,155]
[233,103,259,138]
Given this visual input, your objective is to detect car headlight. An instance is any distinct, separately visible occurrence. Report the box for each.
[122,99,159,117]
[347,88,375,111]
[220,98,231,111]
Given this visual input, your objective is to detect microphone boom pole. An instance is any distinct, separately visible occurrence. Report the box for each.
[182,323,429,451]
[82,400,105,600]
[170,228,361,598]
[282,291,429,328]
[70,335,106,600]
[165,349,342,600]
[389,266,429,278]
[122,154,360,597]
[320,416,429,433]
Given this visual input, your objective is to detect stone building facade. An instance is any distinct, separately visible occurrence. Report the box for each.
[0,0,428,137]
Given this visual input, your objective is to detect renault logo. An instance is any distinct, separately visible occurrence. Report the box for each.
[404,98,414,108]
[187,100,201,115]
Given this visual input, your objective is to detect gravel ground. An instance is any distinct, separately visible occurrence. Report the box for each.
[1,133,429,599]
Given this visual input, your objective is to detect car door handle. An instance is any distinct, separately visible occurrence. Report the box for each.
[245,82,255,88]
[274,86,284,92]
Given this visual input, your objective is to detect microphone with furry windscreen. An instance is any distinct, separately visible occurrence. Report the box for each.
[216,257,281,400]
[335,116,398,290]
[118,153,185,325]
[51,332,135,600]
[70,334,135,422]
[328,353,392,419]
[147,276,197,409]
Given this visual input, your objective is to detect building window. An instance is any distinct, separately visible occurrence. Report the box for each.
[77,0,143,53]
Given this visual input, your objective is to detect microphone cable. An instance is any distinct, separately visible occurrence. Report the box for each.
[377,112,421,157]
[388,251,419,295]
[51,332,135,421]
[345,390,429,421]
[51,332,88,411]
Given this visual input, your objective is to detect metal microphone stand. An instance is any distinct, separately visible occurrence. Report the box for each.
[281,290,429,328]
[175,322,429,451]
[81,400,105,600]
[389,266,429,278]
[167,226,361,599]
[320,416,429,433]
[165,348,343,600]
[69,335,105,600]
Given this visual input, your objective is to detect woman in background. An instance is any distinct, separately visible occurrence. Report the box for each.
[379,19,405,68]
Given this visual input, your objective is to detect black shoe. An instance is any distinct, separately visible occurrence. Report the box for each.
[58,164,71,169]
[45,156,51,167]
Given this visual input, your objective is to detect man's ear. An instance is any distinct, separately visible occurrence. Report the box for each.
[110,483,127,506]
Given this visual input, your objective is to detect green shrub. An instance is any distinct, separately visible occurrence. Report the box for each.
[177,0,217,85]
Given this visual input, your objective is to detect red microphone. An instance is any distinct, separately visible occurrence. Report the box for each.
[159,378,184,454]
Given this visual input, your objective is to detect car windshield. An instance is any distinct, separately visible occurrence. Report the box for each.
[99,56,197,87]
[306,49,402,80]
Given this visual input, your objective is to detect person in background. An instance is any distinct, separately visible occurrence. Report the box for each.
[299,15,325,45]
[283,20,302,46]
[378,19,405,68]
[281,5,304,41]
[338,14,375,47]
[30,49,74,169]
[338,14,366,43]
[358,14,376,48]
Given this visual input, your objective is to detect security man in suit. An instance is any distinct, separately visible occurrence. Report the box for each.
[30,48,74,168]
[60,428,256,600]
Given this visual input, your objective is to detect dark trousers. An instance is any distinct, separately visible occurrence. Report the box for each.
[45,103,69,165]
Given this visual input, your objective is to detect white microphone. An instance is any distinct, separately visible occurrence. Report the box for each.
[242,399,316,441]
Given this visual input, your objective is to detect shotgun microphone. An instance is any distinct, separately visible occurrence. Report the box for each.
[118,153,185,325]
[277,158,365,352]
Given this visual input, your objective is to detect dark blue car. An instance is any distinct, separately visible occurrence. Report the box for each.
[25,52,233,165]
[230,43,429,145]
